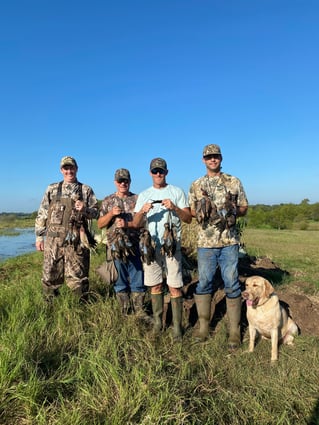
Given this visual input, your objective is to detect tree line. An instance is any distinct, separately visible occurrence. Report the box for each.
[1,199,319,231]
[244,199,319,230]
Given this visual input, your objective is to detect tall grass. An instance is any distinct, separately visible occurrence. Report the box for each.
[0,228,318,424]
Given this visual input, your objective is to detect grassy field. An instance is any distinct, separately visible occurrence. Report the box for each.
[0,227,318,424]
[0,216,35,234]
[243,228,319,290]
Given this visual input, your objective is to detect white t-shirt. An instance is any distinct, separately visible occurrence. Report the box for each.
[134,184,189,248]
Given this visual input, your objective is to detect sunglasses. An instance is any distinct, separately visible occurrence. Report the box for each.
[117,178,129,184]
[204,154,221,160]
[151,168,166,175]
[62,165,76,170]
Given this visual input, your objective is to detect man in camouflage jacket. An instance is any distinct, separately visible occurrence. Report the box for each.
[35,156,99,301]
[98,168,146,318]
[188,144,248,349]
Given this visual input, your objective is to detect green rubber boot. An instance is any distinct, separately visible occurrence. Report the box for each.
[226,296,242,350]
[171,296,183,340]
[151,293,163,334]
[193,294,212,342]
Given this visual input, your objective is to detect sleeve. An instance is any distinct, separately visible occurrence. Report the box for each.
[83,185,99,219]
[236,179,249,207]
[175,187,189,209]
[34,186,51,242]
[134,193,145,213]
[188,182,198,212]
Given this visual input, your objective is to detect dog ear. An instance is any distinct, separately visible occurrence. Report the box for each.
[263,279,275,297]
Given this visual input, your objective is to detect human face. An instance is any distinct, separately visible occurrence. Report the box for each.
[150,168,167,188]
[115,178,130,195]
[61,165,77,183]
[203,154,222,175]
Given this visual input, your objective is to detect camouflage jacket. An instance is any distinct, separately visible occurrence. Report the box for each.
[35,180,99,242]
[188,173,248,248]
[99,192,140,248]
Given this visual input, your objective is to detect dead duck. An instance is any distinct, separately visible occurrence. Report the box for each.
[161,222,176,257]
[109,228,134,262]
[224,192,238,229]
[139,228,155,265]
[195,189,214,229]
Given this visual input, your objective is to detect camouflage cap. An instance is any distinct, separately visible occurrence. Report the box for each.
[150,157,167,171]
[114,168,131,181]
[203,144,222,157]
[60,156,78,168]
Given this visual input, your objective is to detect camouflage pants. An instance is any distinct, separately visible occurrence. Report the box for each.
[42,236,90,298]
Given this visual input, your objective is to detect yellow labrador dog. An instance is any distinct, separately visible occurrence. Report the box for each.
[242,276,299,362]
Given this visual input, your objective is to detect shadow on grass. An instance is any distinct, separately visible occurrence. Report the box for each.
[308,398,319,425]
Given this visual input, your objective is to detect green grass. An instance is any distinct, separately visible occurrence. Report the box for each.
[0,229,318,424]
[0,216,35,233]
[243,228,319,290]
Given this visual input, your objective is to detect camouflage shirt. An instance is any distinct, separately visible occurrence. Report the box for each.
[35,180,99,242]
[99,192,140,248]
[188,173,248,248]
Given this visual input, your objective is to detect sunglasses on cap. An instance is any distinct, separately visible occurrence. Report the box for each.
[151,168,166,175]
[117,178,129,184]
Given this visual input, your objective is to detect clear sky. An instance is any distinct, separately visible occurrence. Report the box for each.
[1,0,318,213]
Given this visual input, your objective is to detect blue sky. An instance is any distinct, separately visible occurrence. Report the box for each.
[1,0,318,213]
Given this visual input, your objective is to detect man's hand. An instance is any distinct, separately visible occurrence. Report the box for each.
[111,205,122,216]
[75,200,85,212]
[36,240,44,251]
[162,198,176,211]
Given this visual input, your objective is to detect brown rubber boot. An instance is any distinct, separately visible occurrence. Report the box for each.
[71,282,89,304]
[171,296,183,340]
[116,292,130,315]
[226,296,242,350]
[151,293,164,334]
[42,285,59,304]
[131,292,152,324]
[193,294,212,342]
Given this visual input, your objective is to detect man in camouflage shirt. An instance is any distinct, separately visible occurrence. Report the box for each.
[188,144,248,349]
[98,168,146,318]
[35,156,99,302]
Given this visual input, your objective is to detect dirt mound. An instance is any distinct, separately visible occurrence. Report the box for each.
[275,287,319,337]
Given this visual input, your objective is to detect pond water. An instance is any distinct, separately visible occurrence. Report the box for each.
[0,228,35,262]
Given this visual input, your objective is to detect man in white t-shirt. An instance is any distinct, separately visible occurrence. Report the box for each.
[133,158,192,339]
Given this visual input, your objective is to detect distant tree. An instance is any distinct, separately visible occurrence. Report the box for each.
[310,203,319,221]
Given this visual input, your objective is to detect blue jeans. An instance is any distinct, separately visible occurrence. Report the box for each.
[196,245,241,298]
[114,254,145,294]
